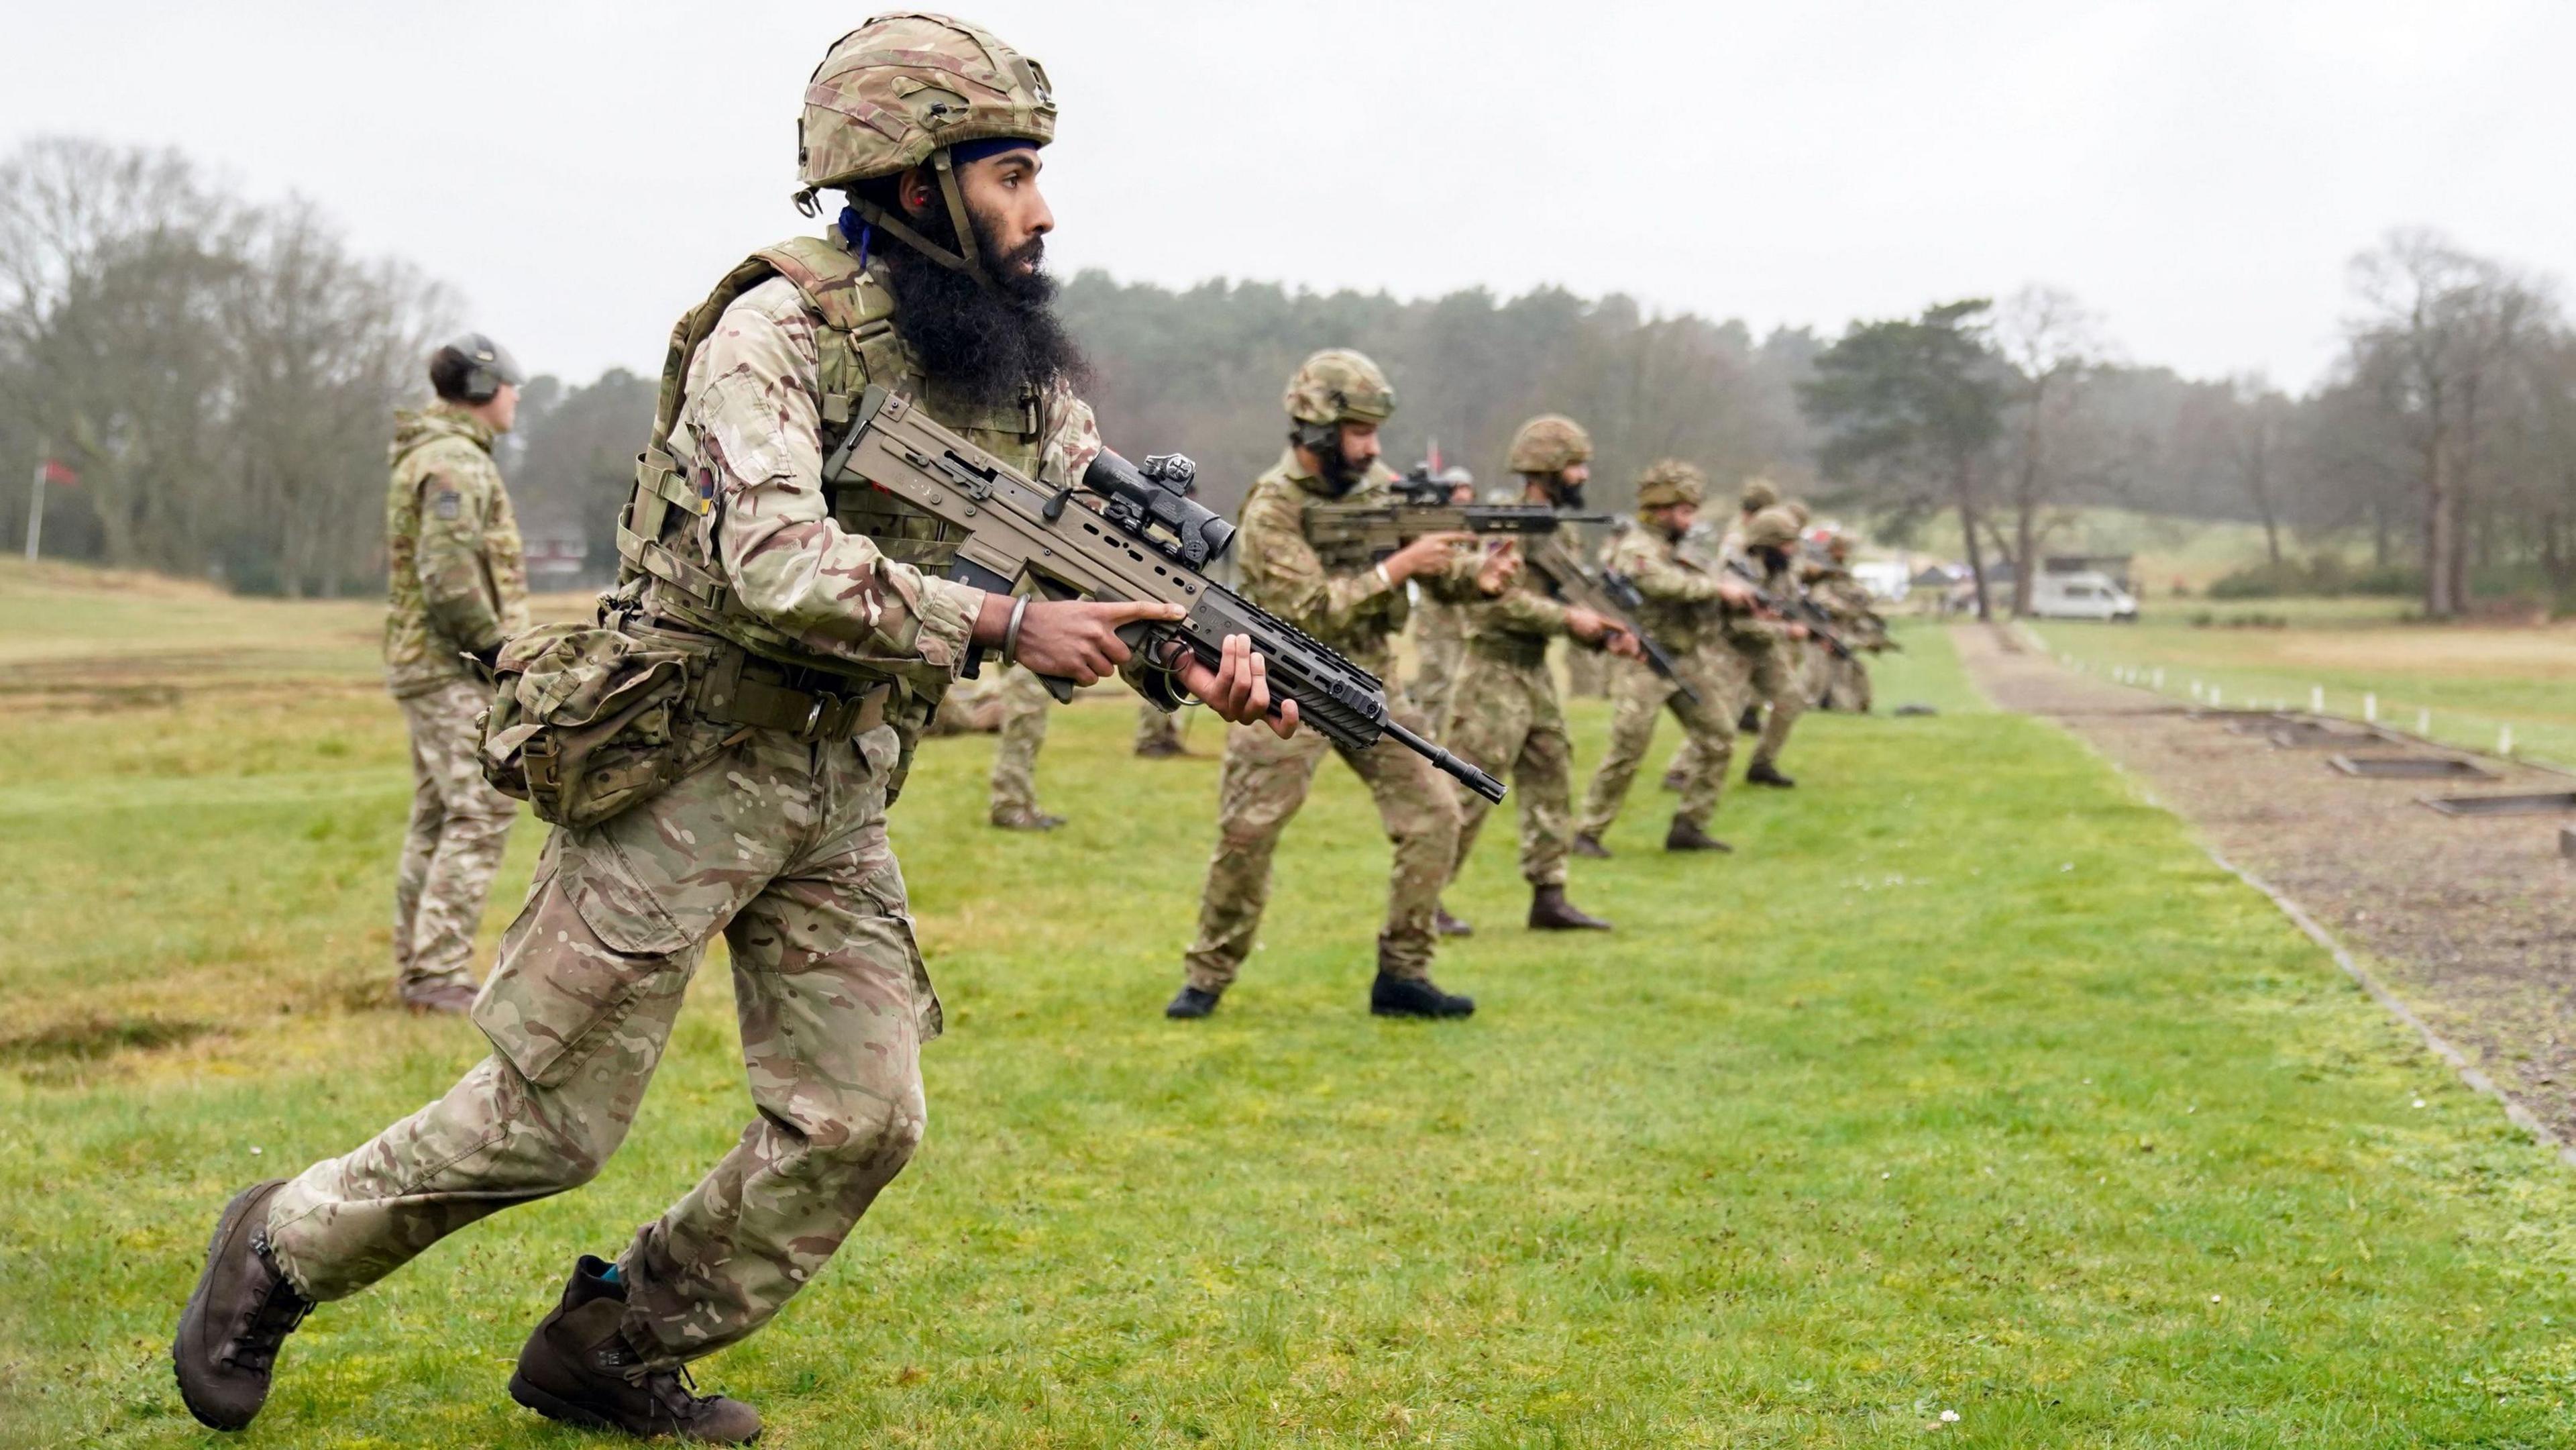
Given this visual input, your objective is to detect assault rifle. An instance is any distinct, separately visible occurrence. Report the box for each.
[819,385,1506,803]
[1516,535,1700,707]
[1720,557,1854,662]
[1302,482,1609,556]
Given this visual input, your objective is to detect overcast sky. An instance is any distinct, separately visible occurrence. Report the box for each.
[6,1,2567,391]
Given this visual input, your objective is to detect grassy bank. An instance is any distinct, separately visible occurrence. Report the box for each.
[3,578,2575,1446]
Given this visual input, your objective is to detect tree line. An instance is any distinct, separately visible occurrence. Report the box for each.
[3,138,2567,622]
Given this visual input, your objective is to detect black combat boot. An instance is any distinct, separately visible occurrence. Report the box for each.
[1665,818,1733,853]
[1165,984,1222,1019]
[1737,705,1762,732]
[1527,884,1612,931]
[1745,760,1796,788]
[1371,972,1475,1019]
[1570,832,1611,859]
[511,1256,762,1444]
[1434,905,1473,937]
[1658,766,1687,792]
[173,1180,313,1431]
[1134,738,1189,760]
[991,809,1067,831]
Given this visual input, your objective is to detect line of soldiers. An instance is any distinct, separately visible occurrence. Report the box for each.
[174,13,1888,1443]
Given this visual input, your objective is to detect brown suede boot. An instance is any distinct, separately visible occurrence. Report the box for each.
[510,1257,762,1443]
[173,1180,313,1431]
[1664,819,1733,853]
[1527,884,1611,931]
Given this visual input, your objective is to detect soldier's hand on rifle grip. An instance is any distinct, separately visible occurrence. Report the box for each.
[1382,531,1474,586]
[1601,625,1644,661]
[1562,605,1617,645]
[1717,577,1760,610]
[977,594,1161,685]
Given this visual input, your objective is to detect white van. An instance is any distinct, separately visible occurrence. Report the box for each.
[2025,570,2139,622]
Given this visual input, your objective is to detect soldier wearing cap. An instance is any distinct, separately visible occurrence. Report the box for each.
[1572,460,1760,854]
[1437,415,1637,933]
[1170,350,1505,1022]
[378,333,529,1015]
[174,16,1289,1441]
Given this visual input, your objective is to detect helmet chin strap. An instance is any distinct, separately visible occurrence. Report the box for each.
[838,150,1000,294]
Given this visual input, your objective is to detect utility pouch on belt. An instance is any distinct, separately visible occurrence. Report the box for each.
[479,623,698,828]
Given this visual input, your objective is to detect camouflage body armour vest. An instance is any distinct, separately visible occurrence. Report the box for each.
[615,231,1044,721]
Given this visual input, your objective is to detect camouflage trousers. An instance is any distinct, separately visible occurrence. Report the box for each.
[1672,637,1805,780]
[266,721,938,1370]
[1800,638,1835,708]
[393,680,517,992]
[1577,646,1750,839]
[987,664,1051,824]
[1405,633,1466,734]
[1135,697,1186,754]
[1753,640,1809,766]
[1181,709,1458,991]
[1443,650,1574,888]
[1827,652,1874,713]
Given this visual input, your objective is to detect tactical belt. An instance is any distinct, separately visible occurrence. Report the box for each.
[1468,635,1550,668]
[695,648,889,740]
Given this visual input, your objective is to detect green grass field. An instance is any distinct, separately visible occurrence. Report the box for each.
[2025,600,2576,768]
[8,575,2576,1447]
[1886,507,2369,599]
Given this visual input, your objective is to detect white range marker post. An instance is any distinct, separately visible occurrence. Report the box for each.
[2211,686,2223,707]
[2365,693,2377,724]
[2311,684,2324,713]
[2501,725,2515,758]
[2153,668,2165,690]
[2418,707,2432,735]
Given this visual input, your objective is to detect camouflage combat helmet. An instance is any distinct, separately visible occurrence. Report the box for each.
[1743,505,1802,550]
[1635,458,1706,509]
[1508,415,1593,475]
[1784,499,1813,527]
[798,13,1057,288]
[1739,475,1781,513]
[1283,349,1396,425]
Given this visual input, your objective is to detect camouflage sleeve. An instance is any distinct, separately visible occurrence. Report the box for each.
[676,281,980,670]
[1615,535,1727,607]
[413,446,506,654]
[1490,554,1573,637]
[1411,543,1489,605]
[1235,486,1397,637]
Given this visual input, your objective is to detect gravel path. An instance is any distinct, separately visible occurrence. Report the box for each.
[1953,622,2576,1140]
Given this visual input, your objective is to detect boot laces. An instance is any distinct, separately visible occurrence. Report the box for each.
[225,1230,314,1374]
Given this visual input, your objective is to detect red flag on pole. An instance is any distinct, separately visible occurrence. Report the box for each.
[40,458,77,486]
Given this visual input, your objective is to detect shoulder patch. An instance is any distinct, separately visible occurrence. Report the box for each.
[432,489,462,520]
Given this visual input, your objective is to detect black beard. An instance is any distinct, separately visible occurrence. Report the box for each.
[1319,447,1369,496]
[875,200,1086,410]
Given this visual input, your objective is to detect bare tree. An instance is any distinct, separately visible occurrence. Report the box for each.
[2346,228,2555,615]
[1988,286,2116,613]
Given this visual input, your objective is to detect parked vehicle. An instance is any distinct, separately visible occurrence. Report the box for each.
[2025,570,2139,621]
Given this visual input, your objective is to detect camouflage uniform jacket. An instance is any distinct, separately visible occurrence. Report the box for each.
[1600,521,1743,655]
[1811,565,1886,645]
[1460,520,1582,661]
[384,402,530,698]
[1722,546,1799,650]
[1232,450,1479,677]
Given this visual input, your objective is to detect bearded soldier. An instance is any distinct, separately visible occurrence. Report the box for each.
[987,663,1061,828]
[1438,415,1636,934]
[380,334,529,1014]
[1571,460,1759,856]
[174,17,1287,1441]
[1169,350,1502,1021]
